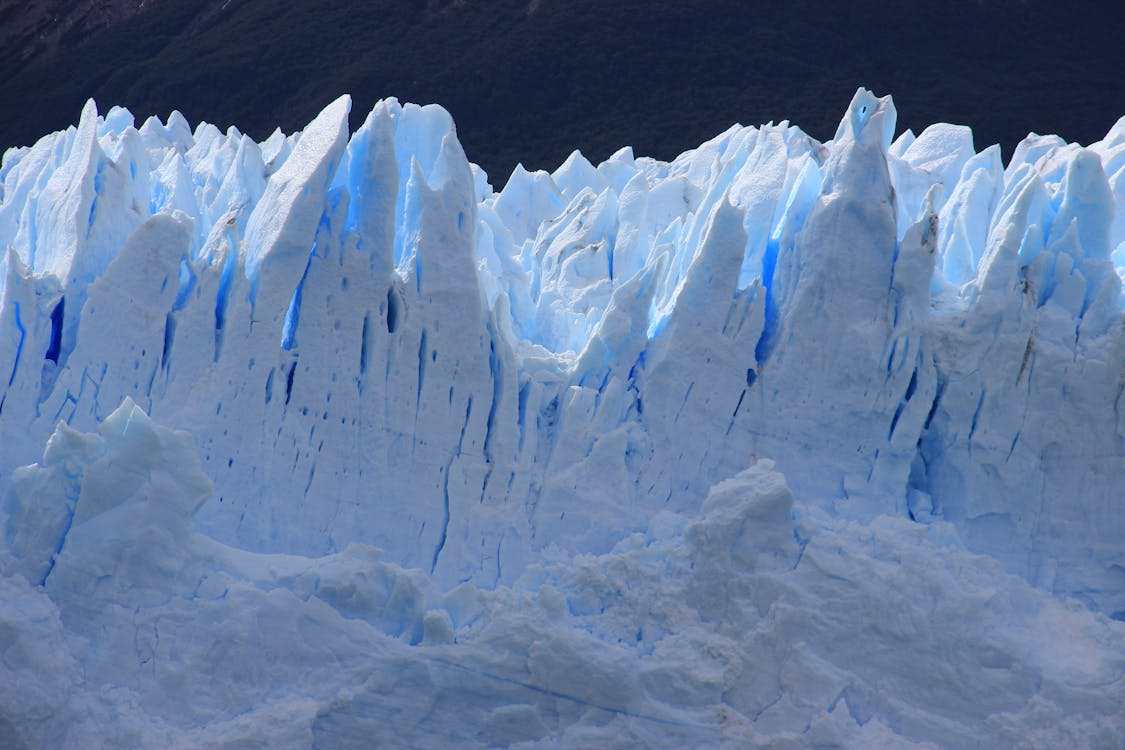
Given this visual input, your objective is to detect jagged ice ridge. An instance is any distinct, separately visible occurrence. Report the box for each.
[0,89,1123,748]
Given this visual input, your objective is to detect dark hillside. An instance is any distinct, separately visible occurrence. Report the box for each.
[0,0,151,69]
[1,0,1122,180]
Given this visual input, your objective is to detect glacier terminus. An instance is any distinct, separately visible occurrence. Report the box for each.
[0,88,1123,747]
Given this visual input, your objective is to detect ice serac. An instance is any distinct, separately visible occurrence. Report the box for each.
[0,85,1123,625]
[918,142,1125,616]
[754,90,936,514]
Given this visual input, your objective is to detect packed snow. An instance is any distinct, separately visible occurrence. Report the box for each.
[0,88,1123,747]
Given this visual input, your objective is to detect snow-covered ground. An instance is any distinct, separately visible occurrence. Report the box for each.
[1,89,1123,747]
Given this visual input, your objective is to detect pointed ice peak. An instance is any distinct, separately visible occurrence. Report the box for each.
[190,121,224,154]
[818,91,898,210]
[1093,115,1125,150]
[553,150,607,202]
[346,98,397,157]
[42,397,214,550]
[259,126,286,153]
[99,106,135,138]
[259,127,293,176]
[392,101,458,185]
[28,98,101,280]
[166,110,192,137]
[424,129,471,191]
[494,162,565,246]
[832,88,896,153]
[136,109,193,152]
[605,145,636,164]
[961,143,1003,183]
[501,161,533,187]
[470,163,491,201]
[976,166,1046,295]
[571,250,657,379]
[889,128,916,158]
[243,94,351,288]
[1005,132,1067,180]
[77,99,99,135]
[99,394,155,442]
[598,145,639,194]
[1048,148,1112,260]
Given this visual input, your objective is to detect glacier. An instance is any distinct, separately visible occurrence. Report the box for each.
[0,88,1123,747]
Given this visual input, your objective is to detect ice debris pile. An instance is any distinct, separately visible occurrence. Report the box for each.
[0,88,1123,746]
[3,399,1124,748]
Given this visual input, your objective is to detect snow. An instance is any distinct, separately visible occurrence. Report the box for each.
[1,88,1123,746]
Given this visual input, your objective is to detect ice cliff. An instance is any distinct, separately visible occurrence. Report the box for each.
[0,89,1123,747]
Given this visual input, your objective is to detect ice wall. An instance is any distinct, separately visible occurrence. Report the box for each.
[0,89,1123,618]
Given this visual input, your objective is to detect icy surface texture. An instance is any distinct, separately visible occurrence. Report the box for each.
[1,402,1122,748]
[0,88,1124,743]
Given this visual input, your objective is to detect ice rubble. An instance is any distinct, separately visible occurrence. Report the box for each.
[0,88,1123,745]
[2,399,1123,748]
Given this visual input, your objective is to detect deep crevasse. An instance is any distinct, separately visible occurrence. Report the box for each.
[0,88,1122,614]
